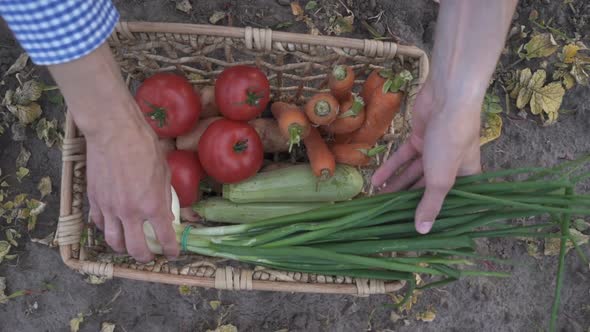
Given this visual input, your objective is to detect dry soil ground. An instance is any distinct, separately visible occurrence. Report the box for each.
[0,0,589,331]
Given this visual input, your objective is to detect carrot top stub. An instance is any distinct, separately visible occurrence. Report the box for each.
[339,94,365,118]
[382,70,413,94]
[305,93,339,125]
[332,65,349,81]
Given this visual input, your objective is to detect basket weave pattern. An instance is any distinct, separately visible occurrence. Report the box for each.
[57,22,429,295]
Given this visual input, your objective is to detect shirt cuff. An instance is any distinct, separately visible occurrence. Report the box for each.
[0,0,120,65]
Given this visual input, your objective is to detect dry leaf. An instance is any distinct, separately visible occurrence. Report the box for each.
[85,275,108,285]
[8,102,42,124]
[36,118,62,147]
[16,146,31,169]
[5,229,20,247]
[31,232,56,247]
[207,324,238,332]
[571,62,589,86]
[13,80,43,105]
[100,322,116,332]
[175,0,192,14]
[562,72,576,89]
[516,69,545,109]
[70,313,84,332]
[482,93,502,114]
[4,53,29,77]
[524,33,558,59]
[210,300,221,310]
[178,285,192,295]
[209,11,226,24]
[541,112,559,127]
[528,9,539,21]
[573,219,589,232]
[530,82,565,117]
[553,69,576,90]
[14,193,27,206]
[544,229,589,256]
[416,309,436,322]
[480,113,503,146]
[0,277,8,304]
[333,15,354,35]
[305,1,318,11]
[291,2,304,16]
[562,43,581,64]
[0,241,11,264]
[510,68,531,100]
[11,122,26,141]
[2,89,13,106]
[28,199,46,216]
[16,167,29,182]
[525,239,541,258]
[390,311,402,323]
[38,177,52,199]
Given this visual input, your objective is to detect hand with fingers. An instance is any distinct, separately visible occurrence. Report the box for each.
[372,81,481,234]
[86,109,179,262]
[372,0,518,234]
[48,44,180,262]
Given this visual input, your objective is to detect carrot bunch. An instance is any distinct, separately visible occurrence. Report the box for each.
[269,65,412,180]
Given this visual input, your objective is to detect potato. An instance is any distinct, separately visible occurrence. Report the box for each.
[176,116,222,151]
[249,118,290,153]
[158,138,176,154]
[197,85,220,118]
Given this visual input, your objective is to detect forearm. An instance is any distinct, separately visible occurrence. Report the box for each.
[430,0,518,103]
[48,44,146,141]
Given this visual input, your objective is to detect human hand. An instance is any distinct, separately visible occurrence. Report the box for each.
[371,81,482,234]
[48,44,179,262]
[85,99,179,262]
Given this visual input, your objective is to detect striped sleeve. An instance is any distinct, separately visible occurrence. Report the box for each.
[0,0,120,65]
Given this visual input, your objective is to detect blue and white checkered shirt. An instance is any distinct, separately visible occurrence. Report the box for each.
[0,0,119,65]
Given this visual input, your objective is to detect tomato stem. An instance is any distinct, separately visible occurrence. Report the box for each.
[143,99,167,128]
[245,90,263,106]
[332,65,348,81]
[314,100,332,117]
[339,94,365,118]
[288,125,303,153]
[233,139,249,153]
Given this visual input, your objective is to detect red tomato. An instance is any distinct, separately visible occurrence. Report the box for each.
[167,150,204,207]
[198,119,263,184]
[215,66,270,121]
[135,73,201,138]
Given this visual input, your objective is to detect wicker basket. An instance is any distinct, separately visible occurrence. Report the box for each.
[58,22,429,296]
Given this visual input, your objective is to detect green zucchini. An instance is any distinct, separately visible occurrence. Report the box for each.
[193,197,328,223]
[223,164,364,203]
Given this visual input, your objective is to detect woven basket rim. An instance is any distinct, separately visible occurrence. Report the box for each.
[57,22,430,296]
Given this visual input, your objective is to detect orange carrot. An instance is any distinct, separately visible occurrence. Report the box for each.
[330,143,386,166]
[304,93,339,126]
[324,94,365,135]
[360,68,393,106]
[334,133,351,144]
[304,127,336,180]
[329,65,355,102]
[350,71,412,146]
[271,102,311,152]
